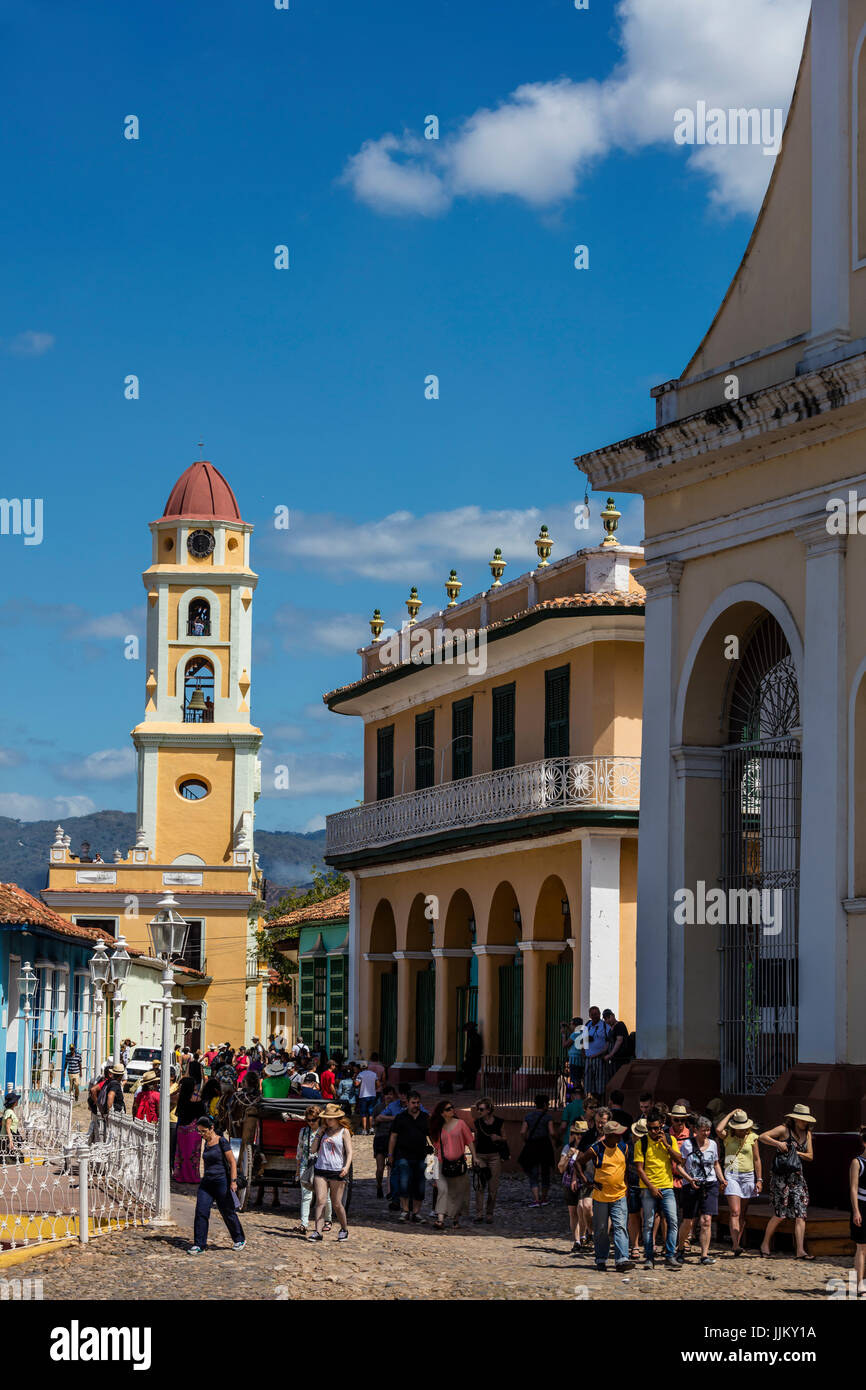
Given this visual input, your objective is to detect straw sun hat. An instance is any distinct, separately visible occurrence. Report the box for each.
[785,1102,817,1125]
[727,1108,754,1132]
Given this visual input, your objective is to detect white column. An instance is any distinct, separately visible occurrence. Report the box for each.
[579,834,622,1015]
[795,518,847,1062]
[347,872,360,1056]
[633,559,683,1057]
[37,964,54,1088]
[802,0,850,368]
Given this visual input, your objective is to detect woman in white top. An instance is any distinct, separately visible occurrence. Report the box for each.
[309,1103,353,1241]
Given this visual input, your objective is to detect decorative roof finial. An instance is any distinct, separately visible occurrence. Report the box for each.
[600,497,621,547]
[445,570,462,607]
[489,548,506,587]
[534,525,553,568]
[369,609,384,642]
[406,587,422,625]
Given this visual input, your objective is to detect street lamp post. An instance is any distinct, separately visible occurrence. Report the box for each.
[147,893,189,1226]
[108,935,131,1065]
[17,962,37,1107]
[88,940,111,1080]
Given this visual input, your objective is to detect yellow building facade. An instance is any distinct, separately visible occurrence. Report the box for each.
[578,0,866,1126]
[324,525,644,1083]
[43,459,268,1047]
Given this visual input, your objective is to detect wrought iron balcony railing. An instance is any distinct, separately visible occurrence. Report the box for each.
[325,754,640,855]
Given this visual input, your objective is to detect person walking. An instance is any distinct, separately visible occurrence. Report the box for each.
[557,1119,588,1253]
[308,1103,353,1241]
[849,1125,866,1294]
[296,1104,332,1235]
[0,1093,20,1160]
[355,1062,379,1134]
[559,1081,586,1145]
[372,1085,403,1199]
[430,1100,476,1230]
[677,1115,726,1265]
[759,1104,816,1259]
[633,1107,694,1271]
[188,1114,246,1254]
[518,1094,557,1208]
[173,1077,206,1183]
[575,1119,635,1273]
[627,1118,647,1257]
[335,1063,358,1119]
[716,1108,762,1255]
[64,1046,82,1101]
[472,1098,508,1224]
[133,1070,160,1123]
[387,1090,430,1223]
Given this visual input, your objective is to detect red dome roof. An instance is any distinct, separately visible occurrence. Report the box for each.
[159,461,242,523]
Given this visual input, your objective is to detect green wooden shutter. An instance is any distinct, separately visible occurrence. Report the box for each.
[299,960,315,1040]
[379,970,397,1068]
[377,726,395,800]
[544,665,570,758]
[415,967,436,1068]
[492,682,516,770]
[545,960,573,1067]
[452,698,473,780]
[328,955,347,1057]
[498,958,524,1057]
[415,710,435,790]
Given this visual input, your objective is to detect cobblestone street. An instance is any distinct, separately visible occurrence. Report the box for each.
[22,1136,852,1302]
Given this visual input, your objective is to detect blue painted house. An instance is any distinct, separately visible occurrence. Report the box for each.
[0,882,106,1093]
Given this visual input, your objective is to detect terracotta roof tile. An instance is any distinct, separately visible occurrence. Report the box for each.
[0,883,114,943]
[269,889,350,929]
[158,460,241,523]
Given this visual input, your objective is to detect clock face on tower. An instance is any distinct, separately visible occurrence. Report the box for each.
[187,528,215,558]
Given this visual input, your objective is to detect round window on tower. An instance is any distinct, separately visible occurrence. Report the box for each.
[177,778,210,801]
[187,529,215,559]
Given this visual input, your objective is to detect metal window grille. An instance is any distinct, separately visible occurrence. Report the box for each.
[415,710,435,790]
[452,698,473,780]
[720,616,801,1095]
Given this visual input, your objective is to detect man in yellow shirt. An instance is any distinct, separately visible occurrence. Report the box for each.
[632,1108,696,1270]
[575,1119,635,1273]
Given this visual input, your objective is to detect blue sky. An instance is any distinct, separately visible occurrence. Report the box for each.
[0,0,810,832]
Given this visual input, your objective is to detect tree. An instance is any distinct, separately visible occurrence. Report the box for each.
[254,866,349,1005]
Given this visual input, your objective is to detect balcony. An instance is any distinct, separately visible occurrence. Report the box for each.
[325,754,640,857]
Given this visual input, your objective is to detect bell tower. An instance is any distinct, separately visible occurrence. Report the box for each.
[132,459,262,868]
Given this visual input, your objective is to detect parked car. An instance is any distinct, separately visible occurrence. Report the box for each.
[123,1046,162,1092]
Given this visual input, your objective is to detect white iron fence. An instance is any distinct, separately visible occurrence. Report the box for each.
[0,1088,157,1252]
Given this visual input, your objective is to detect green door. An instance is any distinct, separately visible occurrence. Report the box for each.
[545,960,573,1067]
[415,967,435,1068]
[328,955,347,1058]
[379,970,397,1068]
[498,958,523,1059]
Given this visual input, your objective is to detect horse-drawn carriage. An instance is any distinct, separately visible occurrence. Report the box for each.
[228,1095,353,1214]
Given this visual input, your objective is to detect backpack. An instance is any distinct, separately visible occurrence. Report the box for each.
[619,1031,636,1063]
[96,1079,111,1115]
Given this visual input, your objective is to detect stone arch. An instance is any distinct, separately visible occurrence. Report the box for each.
[531,873,572,946]
[676,591,802,1095]
[367,898,397,955]
[483,880,523,948]
[405,892,433,952]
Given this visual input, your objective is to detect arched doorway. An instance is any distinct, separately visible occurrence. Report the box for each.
[487,881,523,1058]
[368,899,397,1068]
[533,875,573,1066]
[720,615,801,1093]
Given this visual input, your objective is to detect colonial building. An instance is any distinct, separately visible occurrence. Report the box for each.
[43,460,268,1046]
[270,889,350,1057]
[578,0,866,1125]
[323,522,644,1083]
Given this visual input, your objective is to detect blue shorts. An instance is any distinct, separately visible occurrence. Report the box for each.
[358,1096,377,1118]
[391,1156,426,1203]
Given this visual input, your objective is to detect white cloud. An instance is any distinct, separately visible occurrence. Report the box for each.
[0,748,25,768]
[0,793,97,820]
[5,330,55,357]
[342,0,810,218]
[58,748,136,783]
[302,814,327,833]
[272,605,370,654]
[259,498,643,587]
[258,750,361,800]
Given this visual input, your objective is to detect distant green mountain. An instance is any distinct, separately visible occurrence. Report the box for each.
[0,812,328,898]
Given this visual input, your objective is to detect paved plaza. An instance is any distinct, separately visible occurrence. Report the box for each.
[19,1134,853,1302]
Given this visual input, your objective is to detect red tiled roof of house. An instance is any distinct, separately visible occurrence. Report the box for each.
[0,883,114,942]
[269,889,350,929]
[323,589,646,703]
